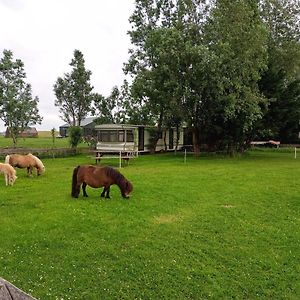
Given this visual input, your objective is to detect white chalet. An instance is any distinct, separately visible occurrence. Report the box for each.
[94,124,184,154]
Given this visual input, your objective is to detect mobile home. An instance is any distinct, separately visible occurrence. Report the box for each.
[94,124,184,153]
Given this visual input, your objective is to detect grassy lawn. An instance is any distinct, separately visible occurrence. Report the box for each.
[0,135,86,149]
[0,151,299,299]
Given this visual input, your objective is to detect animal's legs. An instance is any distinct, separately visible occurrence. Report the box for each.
[100,186,110,198]
[73,183,81,198]
[105,186,111,199]
[27,166,33,176]
[82,182,88,197]
[5,174,8,186]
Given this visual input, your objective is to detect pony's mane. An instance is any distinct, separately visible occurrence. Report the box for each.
[103,166,133,195]
[28,153,45,170]
[104,166,126,185]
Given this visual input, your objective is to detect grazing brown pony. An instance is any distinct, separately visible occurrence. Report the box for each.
[71,165,133,199]
[5,153,45,176]
[0,163,17,186]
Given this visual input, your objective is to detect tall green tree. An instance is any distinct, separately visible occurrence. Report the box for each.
[92,86,125,124]
[257,0,300,142]
[0,49,42,146]
[200,0,268,153]
[119,80,155,125]
[125,0,195,152]
[126,0,268,154]
[54,49,94,126]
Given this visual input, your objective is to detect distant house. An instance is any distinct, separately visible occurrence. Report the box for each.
[5,127,38,138]
[59,117,97,137]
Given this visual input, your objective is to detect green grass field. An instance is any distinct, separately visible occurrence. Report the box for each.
[0,135,86,149]
[0,151,299,299]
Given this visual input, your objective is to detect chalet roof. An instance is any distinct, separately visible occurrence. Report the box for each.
[60,117,97,128]
[5,127,37,133]
[94,124,140,130]
[94,123,181,130]
[22,127,38,133]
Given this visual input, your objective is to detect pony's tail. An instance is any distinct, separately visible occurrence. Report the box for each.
[5,155,10,164]
[71,166,80,198]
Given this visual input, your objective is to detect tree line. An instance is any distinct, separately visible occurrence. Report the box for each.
[123,0,300,154]
[1,0,299,152]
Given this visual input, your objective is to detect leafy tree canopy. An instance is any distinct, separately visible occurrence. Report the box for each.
[125,0,269,153]
[257,0,300,142]
[54,49,94,126]
[0,49,42,146]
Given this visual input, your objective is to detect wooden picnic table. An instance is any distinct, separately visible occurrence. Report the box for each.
[89,150,137,168]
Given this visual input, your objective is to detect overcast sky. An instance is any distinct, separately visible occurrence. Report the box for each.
[0,0,135,131]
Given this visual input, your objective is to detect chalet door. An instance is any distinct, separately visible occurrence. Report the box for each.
[138,127,144,151]
[169,129,174,149]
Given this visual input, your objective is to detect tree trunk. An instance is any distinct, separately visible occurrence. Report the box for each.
[8,127,18,148]
[163,130,167,151]
[227,140,236,157]
[149,111,164,154]
[175,125,180,151]
[192,127,201,156]
[149,131,160,154]
[12,135,17,148]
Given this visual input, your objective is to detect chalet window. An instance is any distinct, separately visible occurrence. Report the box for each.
[98,131,110,142]
[98,130,134,142]
[126,130,134,142]
[118,130,125,142]
[98,131,108,142]
[110,131,118,142]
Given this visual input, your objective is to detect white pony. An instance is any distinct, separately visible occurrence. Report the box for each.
[5,153,45,176]
[0,163,17,186]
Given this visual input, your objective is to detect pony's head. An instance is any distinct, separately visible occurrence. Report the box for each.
[121,180,133,198]
[104,166,133,198]
[28,153,45,175]
[9,172,17,185]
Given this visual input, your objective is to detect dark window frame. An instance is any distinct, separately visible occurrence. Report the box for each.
[98,129,134,143]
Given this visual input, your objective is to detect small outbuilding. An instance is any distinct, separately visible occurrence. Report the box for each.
[59,117,97,137]
[5,127,38,138]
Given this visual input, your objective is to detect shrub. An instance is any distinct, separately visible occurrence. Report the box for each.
[68,126,83,149]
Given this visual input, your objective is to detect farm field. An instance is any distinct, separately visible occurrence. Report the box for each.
[0,135,86,149]
[0,151,299,299]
